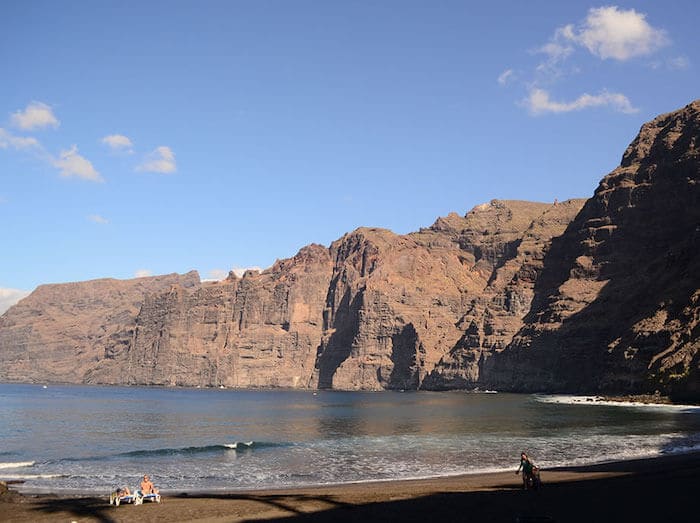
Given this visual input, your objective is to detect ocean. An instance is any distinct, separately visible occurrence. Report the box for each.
[1,383,699,494]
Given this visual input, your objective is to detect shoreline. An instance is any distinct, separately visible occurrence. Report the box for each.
[3,381,699,406]
[3,451,699,522]
[8,447,700,498]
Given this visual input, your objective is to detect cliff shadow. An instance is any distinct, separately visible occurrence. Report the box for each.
[244,462,698,523]
[495,158,700,396]
[315,289,364,389]
[386,323,422,390]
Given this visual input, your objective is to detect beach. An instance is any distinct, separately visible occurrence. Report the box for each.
[2,452,698,522]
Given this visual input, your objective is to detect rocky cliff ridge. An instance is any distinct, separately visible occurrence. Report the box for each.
[1,100,698,400]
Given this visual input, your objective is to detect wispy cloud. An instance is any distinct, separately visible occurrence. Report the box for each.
[136,146,177,174]
[135,269,153,278]
[1,130,102,183]
[101,134,134,153]
[207,269,229,281]
[509,6,672,117]
[231,266,262,278]
[0,287,31,315]
[497,69,515,86]
[88,214,109,224]
[667,56,690,70]
[205,267,263,281]
[0,128,40,150]
[11,101,59,131]
[523,88,638,115]
[52,145,103,182]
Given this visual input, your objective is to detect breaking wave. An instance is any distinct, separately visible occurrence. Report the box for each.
[0,473,67,480]
[118,441,278,458]
[0,461,35,470]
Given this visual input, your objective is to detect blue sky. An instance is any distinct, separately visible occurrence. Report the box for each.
[1,1,698,312]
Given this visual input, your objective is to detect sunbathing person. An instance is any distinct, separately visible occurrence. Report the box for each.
[109,485,133,505]
[140,474,159,495]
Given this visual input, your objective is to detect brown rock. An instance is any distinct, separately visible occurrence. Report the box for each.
[1,100,698,400]
[487,100,700,401]
[0,272,200,383]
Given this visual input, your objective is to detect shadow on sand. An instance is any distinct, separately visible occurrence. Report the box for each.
[27,496,118,523]
[24,455,698,523]
[180,456,696,523]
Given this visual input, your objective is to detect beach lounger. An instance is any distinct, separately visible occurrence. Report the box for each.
[134,490,161,504]
[110,488,162,506]
[109,491,136,506]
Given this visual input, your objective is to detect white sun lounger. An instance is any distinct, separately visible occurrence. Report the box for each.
[135,491,161,504]
[109,489,161,506]
[109,491,136,506]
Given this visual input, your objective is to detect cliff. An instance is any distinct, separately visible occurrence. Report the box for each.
[0,272,200,383]
[0,200,582,391]
[486,100,700,401]
[1,100,698,399]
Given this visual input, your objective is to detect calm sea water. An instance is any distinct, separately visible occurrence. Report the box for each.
[1,383,699,494]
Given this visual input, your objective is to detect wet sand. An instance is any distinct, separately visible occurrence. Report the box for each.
[2,452,698,522]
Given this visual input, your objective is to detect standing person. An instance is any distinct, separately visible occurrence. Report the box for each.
[516,451,534,489]
[140,474,159,495]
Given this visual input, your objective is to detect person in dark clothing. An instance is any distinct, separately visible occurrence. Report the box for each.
[516,451,535,489]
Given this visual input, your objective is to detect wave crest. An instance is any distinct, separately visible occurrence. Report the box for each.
[119,441,275,458]
[0,461,35,470]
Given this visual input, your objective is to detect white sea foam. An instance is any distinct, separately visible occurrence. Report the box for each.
[0,473,65,480]
[535,395,700,411]
[0,461,35,470]
[224,441,254,449]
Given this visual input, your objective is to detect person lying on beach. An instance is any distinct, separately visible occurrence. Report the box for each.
[140,474,159,495]
[109,486,133,505]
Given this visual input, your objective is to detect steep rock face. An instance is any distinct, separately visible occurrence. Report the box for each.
[86,244,333,388]
[312,200,584,390]
[0,272,200,383]
[422,199,586,389]
[488,100,700,400]
[0,200,575,390]
[1,100,698,398]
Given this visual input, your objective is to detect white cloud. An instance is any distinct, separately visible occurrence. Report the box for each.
[0,128,40,150]
[497,69,515,86]
[52,145,103,182]
[532,26,578,82]
[667,56,689,70]
[88,214,109,224]
[562,6,668,61]
[205,267,263,281]
[537,39,574,63]
[523,88,638,115]
[101,134,134,153]
[136,146,177,174]
[207,269,229,281]
[135,269,153,278]
[0,288,31,315]
[231,266,262,278]
[11,101,59,131]
[1,129,103,183]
